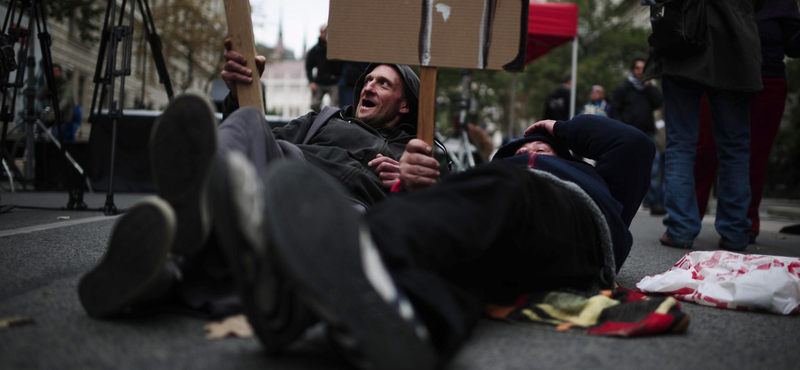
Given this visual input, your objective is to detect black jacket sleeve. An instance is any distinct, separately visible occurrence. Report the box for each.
[553,115,655,226]
[609,84,625,121]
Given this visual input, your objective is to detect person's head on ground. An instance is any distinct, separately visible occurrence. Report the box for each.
[514,140,559,157]
[590,85,605,102]
[631,57,646,80]
[354,64,419,128]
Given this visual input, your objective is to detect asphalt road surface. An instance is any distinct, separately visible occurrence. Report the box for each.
[1,192,799,370]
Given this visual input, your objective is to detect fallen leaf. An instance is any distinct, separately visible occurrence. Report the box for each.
[776,236,787,240]
[57,216,70,220]
[0,316,34,329]
[204,314,253,340]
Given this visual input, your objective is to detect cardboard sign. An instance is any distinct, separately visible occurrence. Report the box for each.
[328,0,528,72]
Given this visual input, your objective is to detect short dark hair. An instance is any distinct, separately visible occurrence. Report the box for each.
[630,57,646,70]
[560,73,571,84]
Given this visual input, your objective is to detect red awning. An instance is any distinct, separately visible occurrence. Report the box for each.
[526,2,579,64]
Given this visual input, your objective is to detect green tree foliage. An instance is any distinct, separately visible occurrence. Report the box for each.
[150,0,226,90]
[43,0,103,43]
[0,0,103,43]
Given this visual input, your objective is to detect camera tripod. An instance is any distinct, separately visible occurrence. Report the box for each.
[0,0,90,210]
[87,0,173,215]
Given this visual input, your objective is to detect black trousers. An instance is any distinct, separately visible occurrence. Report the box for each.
[365,162,604,357]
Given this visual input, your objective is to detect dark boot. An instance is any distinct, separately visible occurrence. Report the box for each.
[78,197,177,317]
[150,93,218,257]
[210,151,318,353]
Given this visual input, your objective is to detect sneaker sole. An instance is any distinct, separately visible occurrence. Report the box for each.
[264,164,438,370]
[212,152,315,353]
[150,94,217,257]
[78,197,175,317]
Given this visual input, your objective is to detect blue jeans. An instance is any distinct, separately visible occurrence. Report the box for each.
[662,76,751,247]
[644,143,665,207]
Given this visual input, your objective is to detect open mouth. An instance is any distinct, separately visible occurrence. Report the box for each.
[361,98,376,108]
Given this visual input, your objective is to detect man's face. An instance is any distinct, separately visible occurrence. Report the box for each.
[53,66,62,79]
[590,86,604,102]
[319,26,327,41]
[356,65,409,128]
[515,141,558,157]
[632,61,645,80]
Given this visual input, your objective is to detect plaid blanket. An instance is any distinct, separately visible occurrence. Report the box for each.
[484,287,690,337]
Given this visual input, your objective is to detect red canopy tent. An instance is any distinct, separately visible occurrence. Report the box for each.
[525,2,579,64]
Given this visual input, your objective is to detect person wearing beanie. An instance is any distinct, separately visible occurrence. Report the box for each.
[78,41,430,348]
[201,113,651,369]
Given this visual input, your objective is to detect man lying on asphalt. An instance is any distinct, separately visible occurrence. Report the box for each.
[196,113,654,369]
[77,41,427,319]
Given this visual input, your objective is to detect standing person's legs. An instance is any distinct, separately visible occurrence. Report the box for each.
[747,77,787,238]
[310,86,324,112]
[706,88,752,249]
[325,84,339,108]
[662,76,705,247]
[694,94,718,218]
[647,134,666,214]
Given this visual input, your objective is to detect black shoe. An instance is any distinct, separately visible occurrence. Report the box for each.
[748,231,757,245]
[650,204,667,216]
[211,152,317,353]
[263,162,437,370]
[78,197,176,317]
[660,232,692,249]
[150,93,217,257]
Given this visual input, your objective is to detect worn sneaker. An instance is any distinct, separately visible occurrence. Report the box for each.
[150,93,218,257]
[660,232,692,249]
[78,197,176,317]
[262,162,437,370]
[211,151,317,353]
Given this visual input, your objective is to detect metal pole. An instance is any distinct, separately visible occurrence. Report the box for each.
[569,36,578,118]
[508,72,516,138]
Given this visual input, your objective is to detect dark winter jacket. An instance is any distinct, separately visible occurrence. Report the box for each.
[222,64,421,207]
[610,79,663,134]
[757,0,800,78]
[542,85,572,121]
[643,0,763,92]
[493,115,655,273]
[305,38,341,86]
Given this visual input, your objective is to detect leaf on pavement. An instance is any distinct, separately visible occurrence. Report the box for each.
[204,314,253,340]
[0,316,34,329]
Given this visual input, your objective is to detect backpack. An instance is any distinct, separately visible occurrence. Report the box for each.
[648,0,708,57]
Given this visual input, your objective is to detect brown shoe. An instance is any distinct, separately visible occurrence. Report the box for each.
[660,232,692,249]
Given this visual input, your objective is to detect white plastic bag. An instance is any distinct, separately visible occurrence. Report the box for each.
[636,251,800,315]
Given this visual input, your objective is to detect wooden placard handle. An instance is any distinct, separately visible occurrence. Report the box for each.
[417,66,437,146]
[223,0,264,113]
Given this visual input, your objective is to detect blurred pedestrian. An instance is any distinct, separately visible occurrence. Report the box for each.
[543,73,573,121]
[305,24,341,112]
[580,85,611,117]
[611,57,664,215]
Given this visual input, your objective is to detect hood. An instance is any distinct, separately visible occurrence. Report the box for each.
[352,63,420,126]
[493,132,577,162]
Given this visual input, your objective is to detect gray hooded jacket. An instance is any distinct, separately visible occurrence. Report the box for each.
[223,64,420,208]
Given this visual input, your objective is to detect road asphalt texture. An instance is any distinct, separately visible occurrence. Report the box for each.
[1,191,799,370]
